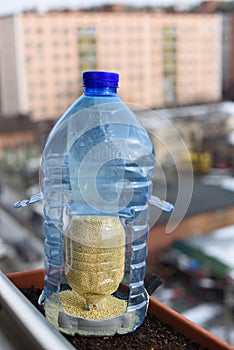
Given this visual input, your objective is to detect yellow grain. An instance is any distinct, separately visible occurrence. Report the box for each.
[60,290,127,319]
[64,215,125,305]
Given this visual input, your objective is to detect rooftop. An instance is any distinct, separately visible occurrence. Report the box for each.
[154,173,234,224]
[0,114,36,134]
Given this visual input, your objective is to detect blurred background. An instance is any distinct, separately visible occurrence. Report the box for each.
[0,0,234,346]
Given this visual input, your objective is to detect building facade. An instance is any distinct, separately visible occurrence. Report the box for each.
[222,13,234,100]
[0,10,222,121]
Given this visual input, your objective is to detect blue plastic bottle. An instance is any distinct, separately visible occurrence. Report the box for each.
[14,71,173,336]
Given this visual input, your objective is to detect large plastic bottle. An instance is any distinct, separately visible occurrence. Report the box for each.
[14,71,173,336]
[41,71,156,335]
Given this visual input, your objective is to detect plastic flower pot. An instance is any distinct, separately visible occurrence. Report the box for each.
[0,269,74,350]
[6,268,233,350]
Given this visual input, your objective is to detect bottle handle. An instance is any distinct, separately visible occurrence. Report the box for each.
[13,192,43,209]
[13,193,174,213]
[149,195,174,212]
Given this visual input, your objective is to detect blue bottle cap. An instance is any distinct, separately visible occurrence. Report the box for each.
[83,71,119,88]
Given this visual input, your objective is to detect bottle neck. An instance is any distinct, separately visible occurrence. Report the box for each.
[84,86,117,96]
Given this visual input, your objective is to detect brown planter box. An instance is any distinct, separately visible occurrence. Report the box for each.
[7,268,233,350]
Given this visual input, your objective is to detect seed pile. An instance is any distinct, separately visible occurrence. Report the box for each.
[60,290,127,319]
[22,288,207,350]
[65,216,125,306]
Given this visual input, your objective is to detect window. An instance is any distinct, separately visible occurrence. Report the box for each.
[162,25,177,104]
[41,106,48,114]
[53,54,60,60]
[66,80,73,86]
[25,56,32,63]
[52,41,59,47]
[28,82,34,89]
[66,91,73,98]
[56,105,63,112]
[77,26,97,72]
[37,54,44,61]
[40,94,47,100]
[37,28,43,34]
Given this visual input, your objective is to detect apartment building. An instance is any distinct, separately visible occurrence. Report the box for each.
[0,9,222,121]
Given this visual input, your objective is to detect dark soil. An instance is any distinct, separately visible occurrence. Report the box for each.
[20,287,207,350]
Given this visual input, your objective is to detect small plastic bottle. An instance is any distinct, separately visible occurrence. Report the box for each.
[64,215,125,310]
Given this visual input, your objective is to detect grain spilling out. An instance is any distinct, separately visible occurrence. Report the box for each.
[60,290,127,319]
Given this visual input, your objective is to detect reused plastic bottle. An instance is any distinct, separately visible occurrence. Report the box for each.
[41,71,156,335]
[14,71,173,336]
[64,215,125,310]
